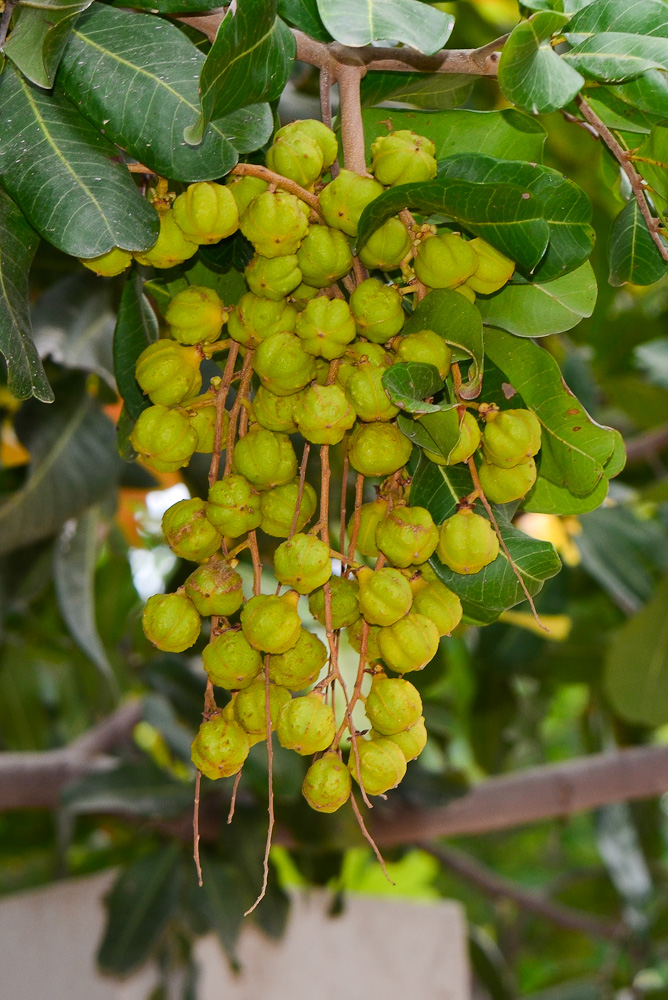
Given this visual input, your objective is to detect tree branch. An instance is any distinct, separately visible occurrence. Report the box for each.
[625,422,668,464]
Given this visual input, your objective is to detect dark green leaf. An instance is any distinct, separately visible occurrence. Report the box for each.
[381,362,446,414]
[477,263,597,336]
[114,272,158,421]
[567,0,668,38]
[0,63,159,257]
[498,12,585,114]
[315,0,453,54]
[400,408,463,462]
[278,0,332,41]
[582,87,656,134]
[608,70,668,117]
[111,0,229,9]
[197,232,255,275]
[633,124,668,208]
[361,72,472,111]
[0,186,52,402]
[607,200,667,286]
[4,0,93,89]
[564,33,668,82]
[199,855,248,963]
[402,288,484,398]
[62,759,194,817]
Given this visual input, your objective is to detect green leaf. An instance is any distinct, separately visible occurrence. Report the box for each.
[498,12,585,114]
[361,72,473,111]
[381,362,446,414]
[477,262,597,336]
[185,0,295,146]
[567,0,668,38]
[607,200,667,287]
[0,63,159,258]
[278,0,332,41]
[564,33,668,82]
[0,186,53,403]
[399,409,463,462]
[62,759,194,817]
[633,124,668,207]
[608,70,668,118]
[402,289,484,398]
[199,856,248,964]
[523,472,609,514]
[114,272,158,421]
[97,843,182,975]
[315,0,453,55]
[4,0,93,89]
[111,0,229,9]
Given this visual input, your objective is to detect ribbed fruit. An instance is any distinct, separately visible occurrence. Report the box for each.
[302,753,352,813]
[437,508,500,574]
[142,593,201,652]
[191,716,249,779]
[348,738,407,795]
[202,630,263,690]
[268,628,328,690]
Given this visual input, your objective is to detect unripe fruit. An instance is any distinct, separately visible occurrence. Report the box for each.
[302,753,352,813]
[309,576,360,630]
[191,716,249,779]
[413,232,477,289]
[296,297,356,361]
[437,508,500,574]
[135,340,202,406]
[424,410,480,466]
[345,364,399,422]
[274,532,332,594]
[370,130,438,186]
[358,217,412,271]
[290,282,320,310]
[410,577,462,636]
[455,283,476,304]
[268,628,328,689]
[266,132,324,187]
[133,210,198,269]
[296,226,354,288]
[80,246,132,277]
[348,422,413,477]
[379,716,427,761]
[346,620,382,661]
[206,475,262,537]
[365,675,422,736]
[142,592,201,652]
[276,692,336,755]
[185,392,223,454]
[233,676,292,735]
[293,384,356,445]
[319,169,384,237]
[396,330,451,380]
[375,505,439,567]
[130,404,198,472]
[244,255,302,302]
[225,175,268,216]
[241,592,302,653]
[337,342,391,390]
[478,456,537,503]
[357,566,412,626]
[232,428,298,490]
[378,612,440,672]
[466,238,515,294]
[184,560,244,617]
[349,278,405,344]
[251,386,304,434]
[276,119,338,170]
[165,286,226,345]
[162,497,222,561]
[481,408,542,468]
[348,738,407,795]
[240,190,309,257]
[172,181,239,244]
[202,630,262,689]
[260,479,317,537]
[227,292,296,348]
[253,332,316,396]
[347,498,389,558]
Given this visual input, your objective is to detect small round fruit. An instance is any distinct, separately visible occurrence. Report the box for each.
[348,738,407,795]
[133,209,198,268]
[424,410,481,467]
[289,282,320,309]
[184,560,244,617]
[241,592,302,654]
[396,330,451,380]
[358,217,412,271]
[349,278,405,344]
[437,508,500,574]
[240,190,309,257]
[296,226,353,288]
[309,576,360,630]
[345,364,399,422]
[259,479,317,537]
[467,238,515,294]
[478,456,537,503]
[172,181,239,244]
[381,717,427,761]
[378,612,440,672]
[302,753,351,813]
[348,422,413,478]
[266,131,324,187]
[253,332,316,396]
[252,386,304,434]
[225,175,268,216]
[162,497,222,561]
[227,291,296,348]
[365,676,422,736]
[276,119,338,169]
[296,297,356,361]
[135,340,202,406]
[293,384,356,445]
[347,498,389,559]
[276,693,336,755]
[165,286,226,345]
[268,628,328,690]
[232,428,298,490]
[337,342,391,390]
[233,676,292,735]
[202,630,262,689]
[142,592,201,652]
[244,255,302,302]
[206,475,262,537]
[274,533,332,594]
[191,716,249,779]
[375,505,439,567]
[80,246,132,276]
[185,393,221,454]
[357,566,412,627]
[481,408,542,469]
[346,620,382,661]
[370,130,437,186]
[130,404,198,472]
[413,232,477,289]
[410,577,462,636]
[319,169,384,237]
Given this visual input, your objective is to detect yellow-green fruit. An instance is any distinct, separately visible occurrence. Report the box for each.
[345,364,399,422]
[437,508,500,574]
[349,278,405,344]
[202,630,262,689]
[133,209,198,268]
[240,190,309,257]
[276,119,338,170]
[296,226,354,288]
[184,560,244,617]
[455,284,476,304]
[241,592,302,654]
[135,340,202,406]
[358,217,412,271]
[396,330,451,380]
[259,479,317,537]
[165,286,226,345]
[378,612,440,672]
[357,565,412,626]
[424,410,481,466]
[191,716,249,779]
[142,592,201,652]
[337,342,391,390]
[80,246,132,276]
[296,297,356,361]
[253,332,316,396]
[245,255,302,302]
[380,716,427,761]
[481,408,542,468]
[206,475,262,537]
[290,282,320,310]
[347,498,389,558]
[309,576,360,630]
[276,693,336,755]
[130,404,198,472]
[370,130,437,186]
[232,428,298,489]
[293,384,356,445]
[233,676,292,736]
[319,169,384,237]
[268,628,328,690]
[375,505,439,567]
[227,291,296,347]
[410,577,462,636]
[413,232,477,289]
[185,395,224,455]
[302,753,352,813]
[251,386,304,434]
[172,181,239,244]
[162,497,222,561]
[466,238,515,294]
[274,532,332,594]
[348,738,407,795]
[478,456,537,503]
[266,132,324,187]
[365,675,422,736]
[346,620,382,661]
[348,422,413,477]
[225,175,268,216]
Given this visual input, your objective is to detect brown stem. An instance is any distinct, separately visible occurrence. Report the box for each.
[194,770,203,886]
[230,162,323,216]
[625,422,668,464]
[350,793,393,883]
[208,342,239,489]
[245,663,275,915]
[223,349,253,477]
[345,473,365,575]
[290,443,311,539]
[335,62,368,176]
[227,769,242,824]
[339,448,349,570]
[248,531,262,596]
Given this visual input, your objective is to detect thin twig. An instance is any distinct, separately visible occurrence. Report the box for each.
[345,473,365,575]
[194,771,203,886]
[245,663,275,916]
[339,448,349,571]
[227,769,243,825]
[230,162,323,216]
[208,342,239,488]
[350,793,394,884]
[335,62,368,176]
[223,349,253,476]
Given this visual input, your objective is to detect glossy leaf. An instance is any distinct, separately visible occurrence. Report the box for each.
[477,262,597,337]
[564,33,668,81]
[361,72,473,111]
[382,362,446,414]
[0,187,52,403]
[111,0,229,8]
[4,0,93,89]
[402,289,484,398]
[114,272,158,421]
[278,0,331,41]
[399,409,463,463]
[608,70,668,118]
[608,200,667,287]
[498,12,585,114]
[523,472,609,514]
[0,63,159,257]
[566,0,668,38]
[62,759,194,817]
[633,124,668,207]
[315,0,453,55]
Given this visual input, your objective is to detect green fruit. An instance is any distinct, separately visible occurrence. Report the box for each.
[293,384,356,445]
[348,738,407,795]
[184,560,244,617]
[347,498,389,558]
[191,716,249,779]
[241,592,302,653]
[260,479,317,537]
[295,297,356,361]
[466,238,515,294]
[424,410,480,466]
[375,505,439,567]
[162,497,222,561]
[276,692,336,754]
[410,577,462,636]
[396,330,451,379]
[365,676,422,735]
[130,404,198,472]
[225,175,268,216]
[232,428,298,489]
[244,255,302,302]
[240,190,309,257]
[379,717,427,761]
[206,475,262,537]
[437,508,500,574]
[251,386,304,434]
[296,226,353,288]
[302,753,351,813]
[289,283,320,310]
[336,343,391,391]
[135,340,202,406]
[455,283,476,304]
[358,217,412,271]
[345,364,399,422]
[202,630,262,689]
[274,532,332,594]
[346,620,382,661]
[253,332,316,396]
[413,232,477,289]
[172,181,239,245]
[319,169,384,237]
[186,398,224,456]
[478,456,537,503]
[357,565,412,626]
[349,278,405,344]
[133,209,198,268]
[348,422,413,477]
[377,612,440,672]
[268,628,328,689]
[481,408,542,468]
[309,576,360,630]
[165,286,226,345]
[80,246,132,276]
[276,119,338,169]
[233,676,292,735]
[266,132,324,187]
[227,291,297,348]
[370,130,437,186]
[142,592,201,652]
